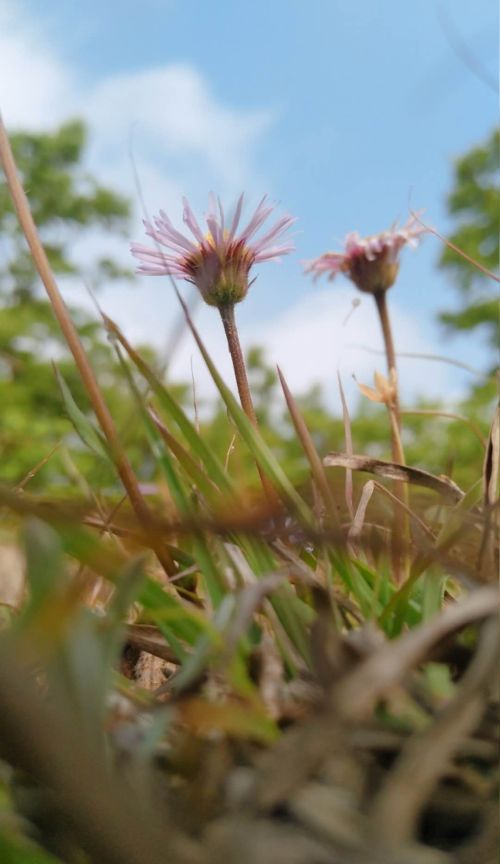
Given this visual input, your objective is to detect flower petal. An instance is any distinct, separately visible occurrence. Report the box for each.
[358,383,384,403]
[228,193,244,241]
[254,243,295,262]
[152,212,198,253]
[238,195,274,243]
[182,197,205,243]
[206,213,222,248]
[251,214,297,256]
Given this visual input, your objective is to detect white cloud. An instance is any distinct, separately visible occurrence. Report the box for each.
[0,3,71,127]
[82,65,271,197]
[0,0,275,343]
[0,0,270,200]
[0,1,459,414]
[167,286,451,412]
[0,0,273,352]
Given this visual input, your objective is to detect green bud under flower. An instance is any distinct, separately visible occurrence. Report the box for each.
[184,238,255,307]
[346,246,400,294]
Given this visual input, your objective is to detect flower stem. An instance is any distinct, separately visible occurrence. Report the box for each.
[374,290,405,463]
[374,291,399,409]
[219,303,277,504]
[374,290,409,583]
[219,303,259,428]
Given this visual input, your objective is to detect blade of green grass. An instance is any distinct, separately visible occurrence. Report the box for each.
[277,365,339,524]
[148,407,219,503]
[331,552,374,619]
[53,364,109,460]
[103,315,235,497]
[379,481,483,634]
[173,289,314,525]
[114,343,228,608]
[421,570,453,698]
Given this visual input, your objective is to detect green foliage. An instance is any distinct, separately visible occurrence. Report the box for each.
[0,120,131,298]
[0,121,497,864]
[0,121,153,487]
[1,120,495,498]
[438,128,499,352]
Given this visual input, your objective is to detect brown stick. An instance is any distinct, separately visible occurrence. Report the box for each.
[369,615,499,846]
[0,117,174,577]
[373,290,408,582]
[374,292,397,379]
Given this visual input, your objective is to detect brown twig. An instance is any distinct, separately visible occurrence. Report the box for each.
[0,116,174,578]
[337,371,355,519]
[476,405,500,579]
[369,615,499,846]
[331,586,498,721]
[410,209,500,283]
[373,289,409,582]
[277,365,338,525]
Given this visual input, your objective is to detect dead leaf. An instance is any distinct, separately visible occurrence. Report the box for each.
[324,453,464,503]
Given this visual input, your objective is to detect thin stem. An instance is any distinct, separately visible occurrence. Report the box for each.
[0,117,174,578]
[374,291,398,399]
[219,304,259,427]
[219,303,276,504]
[374,289,404,462]
[373,289,408,583]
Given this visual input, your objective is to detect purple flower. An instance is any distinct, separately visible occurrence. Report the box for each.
[304,215,427,294]
[131,193,296,306]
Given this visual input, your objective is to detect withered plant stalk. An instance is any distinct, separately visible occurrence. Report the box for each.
[0,117,174,578]
[374,290,409,583]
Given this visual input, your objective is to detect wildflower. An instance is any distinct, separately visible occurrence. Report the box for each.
[131,193,296,307]
[357,369,398,407]
[304,215,426,294]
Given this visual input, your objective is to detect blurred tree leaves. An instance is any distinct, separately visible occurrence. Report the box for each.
[0,120,495,494]
[0,119,132,300]
[438,128,499,355]
[0,121,151,488]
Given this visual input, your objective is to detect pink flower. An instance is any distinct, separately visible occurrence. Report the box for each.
[304,215,427,294]
[131,193,296,306]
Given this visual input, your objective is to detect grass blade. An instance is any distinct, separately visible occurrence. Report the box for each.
[54,365,109,460]
[173,289,314,525]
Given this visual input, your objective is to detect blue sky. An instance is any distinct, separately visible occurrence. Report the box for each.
[0,0,497,407]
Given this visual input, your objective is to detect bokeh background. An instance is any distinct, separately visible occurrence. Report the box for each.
[0,0,496,407]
